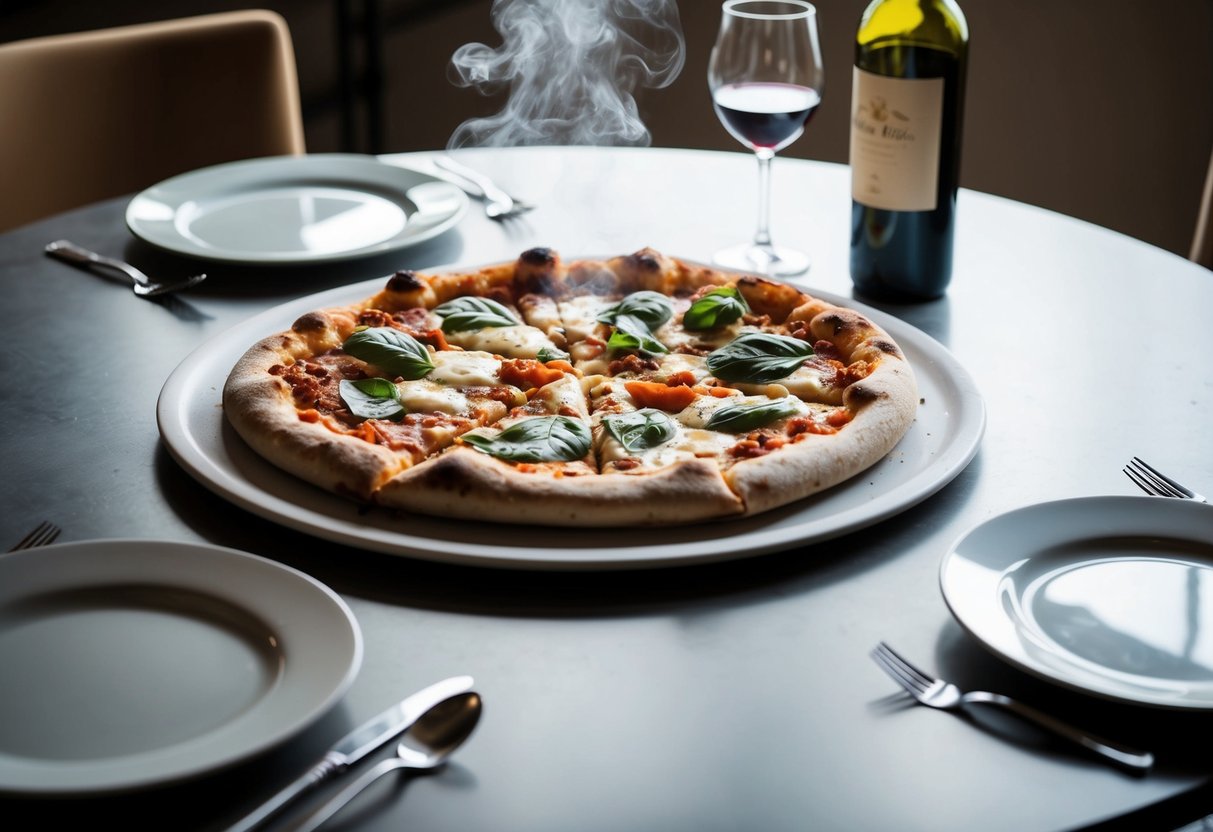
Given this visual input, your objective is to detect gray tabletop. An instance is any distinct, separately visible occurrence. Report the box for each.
[2,146,1213,831]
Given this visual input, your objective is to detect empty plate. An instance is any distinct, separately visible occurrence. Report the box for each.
[126,154,467,265]
[0,539,361,794]
[940,496,1213,709]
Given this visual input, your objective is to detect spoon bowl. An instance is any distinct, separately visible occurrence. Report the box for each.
[395,690,482,768]
[295,691,482,831]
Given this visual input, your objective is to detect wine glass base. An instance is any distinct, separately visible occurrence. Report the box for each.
[712,243,810,277]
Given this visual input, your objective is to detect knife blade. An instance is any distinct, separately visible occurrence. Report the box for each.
[226,675,475,832]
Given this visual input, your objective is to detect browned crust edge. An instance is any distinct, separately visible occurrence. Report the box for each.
[374,447,744,527]
[222,334,404,500]
[725,356,918,516]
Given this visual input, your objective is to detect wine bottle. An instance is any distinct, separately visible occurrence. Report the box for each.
[848,0,968,301]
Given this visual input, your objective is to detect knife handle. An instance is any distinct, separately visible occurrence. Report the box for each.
[225,751,345,832]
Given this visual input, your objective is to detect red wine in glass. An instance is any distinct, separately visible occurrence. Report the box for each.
[708,1,823,277]
[712,82,821,152]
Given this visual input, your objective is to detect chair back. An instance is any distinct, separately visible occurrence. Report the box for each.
[0,9,305,232]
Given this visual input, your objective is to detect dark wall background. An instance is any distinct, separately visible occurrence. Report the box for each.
[5,0,1211,257]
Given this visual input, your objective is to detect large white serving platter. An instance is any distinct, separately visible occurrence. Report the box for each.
[127,154,467,265]
[156,271,985,570]
[0,540,361,794]
[941,496,1213,709]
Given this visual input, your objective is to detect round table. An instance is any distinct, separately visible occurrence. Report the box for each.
[1,146,1211,831]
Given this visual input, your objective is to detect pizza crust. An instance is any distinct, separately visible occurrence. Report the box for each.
[223,335,403,500]
[375,446,744,526]
[725,355,917,515]
[720,296,919,515]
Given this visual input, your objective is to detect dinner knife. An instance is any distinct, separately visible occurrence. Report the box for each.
[226,675,475,832]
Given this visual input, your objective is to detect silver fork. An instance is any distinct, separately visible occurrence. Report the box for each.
[7,521,61,551]
[870,642,1154,773]
[1123,456,1208,502]
[433,156,534,220]
[45,240,207,298]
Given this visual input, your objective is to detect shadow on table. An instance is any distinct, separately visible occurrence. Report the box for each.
[155,440,984,620]
[932,626,1213,832]
[0,701,343,830]
[119,231,468,304]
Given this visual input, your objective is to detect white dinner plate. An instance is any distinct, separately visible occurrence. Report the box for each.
[156,269,985,570]
[0,539,362,794]
[126,154,468,265]
[940,496,1213,709]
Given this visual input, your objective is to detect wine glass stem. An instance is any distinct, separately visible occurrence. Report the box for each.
[753,148,775,251]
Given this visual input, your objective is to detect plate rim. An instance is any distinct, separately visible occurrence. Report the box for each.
[125,152,468,265]
[0,538,362,794]
[939,494,1213,710]
[156,258,986,570]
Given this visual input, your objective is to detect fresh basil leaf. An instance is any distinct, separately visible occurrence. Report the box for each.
[683,286,750,330]
[433,296,519,332]
[705,398,802,432]
[597,290,673,328]
[338,378,404,421]
[342,327,434,380]
[603,408,677,453]
[461,416,592,462]
[606,313,669,354]
[706,332,814,383]
[537,345,570,362]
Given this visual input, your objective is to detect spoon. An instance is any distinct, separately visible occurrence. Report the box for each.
[44,240,207,298]
[293,691,482,832]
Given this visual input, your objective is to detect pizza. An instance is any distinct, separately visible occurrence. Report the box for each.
[222,247,917,526]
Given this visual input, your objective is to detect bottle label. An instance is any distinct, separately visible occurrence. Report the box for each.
[849,67,944,211]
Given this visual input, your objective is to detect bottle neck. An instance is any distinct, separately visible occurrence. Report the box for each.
[858,0,968,54]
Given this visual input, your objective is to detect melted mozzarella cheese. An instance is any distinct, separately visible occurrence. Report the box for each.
[558,296,614,343]
[675,390,744,429]
[534,374,589,417]
[396,381,469,415]
[516,294,566,343]
[656,319,751,353]
[397,350,517,414]
[573,353,610,377]
[729,362,840,404]
[596,417,738,470]
[585,376,623,406]
[443,325,558,359]
[675,392,809,429]
[653,352,711,383]
[427,350,502,387]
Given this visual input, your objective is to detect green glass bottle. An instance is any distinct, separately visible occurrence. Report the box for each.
[849,0,968,301]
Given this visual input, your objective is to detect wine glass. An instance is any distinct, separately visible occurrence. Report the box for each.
[708,0,824,276]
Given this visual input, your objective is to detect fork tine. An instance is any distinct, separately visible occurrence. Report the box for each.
[872,650,925,697]
[1124,464,1168,497]
[1130,457,1191,497]
[871,643,930,695]
[1125,459,1181,498]
[875,642,935,690]
[36,524,61,547]
[871,646,914,690]
[8,521,61,552]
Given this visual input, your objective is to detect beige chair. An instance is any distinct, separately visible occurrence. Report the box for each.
[1192,147,1213,269]
[0,10,306,232]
